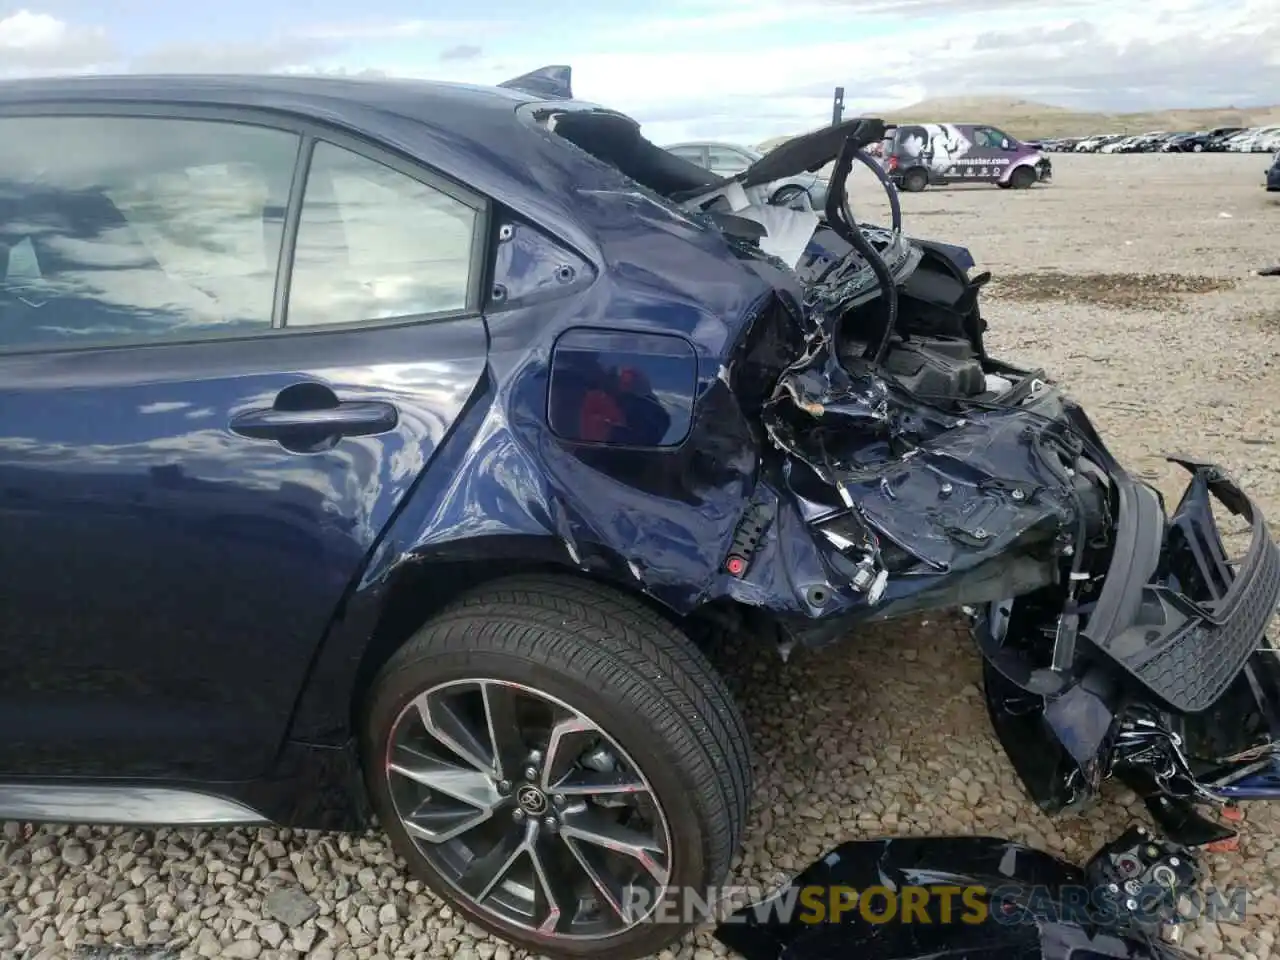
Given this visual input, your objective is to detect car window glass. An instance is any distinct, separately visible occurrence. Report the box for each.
[0,116,298,350]
[705,146,752,176]
[668,146,707,168]
[975,127,1007,148]
[894,127,927,156]
[287,142,478,327]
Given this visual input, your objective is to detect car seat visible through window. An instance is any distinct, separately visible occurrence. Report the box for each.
[0,186,177,347]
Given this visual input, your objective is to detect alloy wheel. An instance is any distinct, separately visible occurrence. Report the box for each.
[384,679,673,940]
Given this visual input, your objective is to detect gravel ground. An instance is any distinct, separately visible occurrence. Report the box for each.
[4,153,1280,960]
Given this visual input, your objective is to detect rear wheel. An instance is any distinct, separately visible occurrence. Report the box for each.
[770,184,809,208]
[1009,166,1037,189]
[362,574,752,959]
[900,167,928,193]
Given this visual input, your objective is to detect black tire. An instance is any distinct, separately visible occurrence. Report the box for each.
[1009,166,1037,189]
[900,167,928,192]
[770,184,809,208]
[362,574,752,959]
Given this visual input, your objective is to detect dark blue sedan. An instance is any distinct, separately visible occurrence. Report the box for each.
[2,65,1278,960]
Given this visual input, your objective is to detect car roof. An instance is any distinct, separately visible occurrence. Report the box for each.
[0,72,538,119]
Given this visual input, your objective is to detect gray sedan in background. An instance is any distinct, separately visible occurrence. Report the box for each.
[665,140,829,210]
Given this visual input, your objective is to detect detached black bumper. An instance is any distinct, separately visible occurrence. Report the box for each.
[977,455,1280,839]
[1085,456,1280,713]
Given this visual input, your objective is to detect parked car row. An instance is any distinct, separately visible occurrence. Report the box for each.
[666,123,1055,201]
[1219,127,1280,153]
[1039,126,1280,154]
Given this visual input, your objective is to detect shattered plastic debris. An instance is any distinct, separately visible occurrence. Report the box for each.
[715,827,1206,960]
[685,179,821,268]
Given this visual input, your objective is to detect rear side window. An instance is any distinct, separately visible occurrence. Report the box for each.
[0,116,299,350]
[893,127,927,156]
[287,142,480,326]
[667,146,708,168]
[705,146,752,177]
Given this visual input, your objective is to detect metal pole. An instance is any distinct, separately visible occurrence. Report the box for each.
[832,86,845,127]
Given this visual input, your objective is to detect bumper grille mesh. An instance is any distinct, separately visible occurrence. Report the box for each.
[1128,516,1280,713]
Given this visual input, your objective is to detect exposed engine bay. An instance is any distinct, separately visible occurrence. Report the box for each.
[524,79,1280,849]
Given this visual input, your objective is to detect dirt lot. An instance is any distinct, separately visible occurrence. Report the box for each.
[4,153,1280,960]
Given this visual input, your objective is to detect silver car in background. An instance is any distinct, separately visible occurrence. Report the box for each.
[664,140,829,210]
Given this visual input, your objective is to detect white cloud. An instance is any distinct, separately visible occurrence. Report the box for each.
[0,9,112,70]
[0,1,1277,142]
[564,0,1278,140]
[128,37,339,74]
[814,0,1100,12]
[344,0,1275,141]
[0,9,67,48]
[296,19,509,42]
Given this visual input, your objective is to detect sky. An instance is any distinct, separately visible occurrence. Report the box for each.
[1,0,1277,144]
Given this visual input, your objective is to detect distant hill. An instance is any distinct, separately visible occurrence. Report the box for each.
[756,97,1280,151]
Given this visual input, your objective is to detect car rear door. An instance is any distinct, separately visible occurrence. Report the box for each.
[0,108,490,781]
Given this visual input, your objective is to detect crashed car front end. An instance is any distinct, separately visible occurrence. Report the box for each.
[499,70,1280,842]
